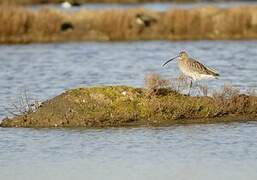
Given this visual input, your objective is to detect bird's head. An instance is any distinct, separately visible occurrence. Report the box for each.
[178,51,188,60]
[162,51,188,67]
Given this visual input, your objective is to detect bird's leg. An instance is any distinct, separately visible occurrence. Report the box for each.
[188,80,193,96]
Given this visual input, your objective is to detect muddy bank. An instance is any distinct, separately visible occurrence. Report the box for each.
[1,86,257,128]
[1,5,257,44]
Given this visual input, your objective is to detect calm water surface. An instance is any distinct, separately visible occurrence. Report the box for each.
[1,123,257,180]
[0,40,257,179]
[29,2,257,11]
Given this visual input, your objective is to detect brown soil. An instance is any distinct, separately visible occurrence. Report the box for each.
[1,86,257,128]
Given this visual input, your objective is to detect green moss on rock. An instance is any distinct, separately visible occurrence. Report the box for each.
[1,86,257,128]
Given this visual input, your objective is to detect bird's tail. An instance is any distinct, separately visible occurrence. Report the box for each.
[206,66,219,77]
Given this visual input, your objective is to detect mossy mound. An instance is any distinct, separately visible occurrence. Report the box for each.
[1,86,257,128]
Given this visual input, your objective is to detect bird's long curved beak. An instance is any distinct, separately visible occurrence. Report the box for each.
[162,55,179,67]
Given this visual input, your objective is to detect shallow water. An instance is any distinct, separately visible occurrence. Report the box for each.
[0,40,257,118]
[29,1,257,11]
[1,122,257,180]
[0,40,257,179]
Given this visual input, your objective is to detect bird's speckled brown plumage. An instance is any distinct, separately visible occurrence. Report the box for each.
[162,51,219,94]
[176,51,219,80]
[180,57,219,77]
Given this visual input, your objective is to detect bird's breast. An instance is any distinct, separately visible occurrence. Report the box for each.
[178,60,190,75]
[178,60,199,80]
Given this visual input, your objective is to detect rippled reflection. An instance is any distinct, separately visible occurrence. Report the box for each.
[1,122,257,180]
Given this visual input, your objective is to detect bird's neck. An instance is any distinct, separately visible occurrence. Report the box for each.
[179,58,187,62]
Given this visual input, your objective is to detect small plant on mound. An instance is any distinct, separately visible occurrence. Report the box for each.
[211,84,257,116]
[144,73,207,96]
[5,90,42,117]
[144,73,170,90]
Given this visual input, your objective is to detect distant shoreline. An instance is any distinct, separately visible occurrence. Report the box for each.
[0,0,199,6]
[1,5,257,44]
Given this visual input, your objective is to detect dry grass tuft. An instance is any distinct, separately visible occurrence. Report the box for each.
[144,73,212,96]
[1,5,257,43]
[144,73,170,90]
[0,5,31,36]
[194,82,209,96]
[30,8,63,35]
[212,84,240,100]
[246,88,257,96]
[169,75,191,93]
[144,73,172,97]
[0,5,63,43]
[144,73,211,96]
[5,90,42,117]
[210,84,255,115]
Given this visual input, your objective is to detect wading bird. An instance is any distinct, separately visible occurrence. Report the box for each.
[135,14,157,27]
[162,51,219,95]
[61,1,81,9]
[61,1,72,9]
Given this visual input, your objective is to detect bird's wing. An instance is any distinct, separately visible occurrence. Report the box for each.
[205,66,219,76]
[188,58,219,76]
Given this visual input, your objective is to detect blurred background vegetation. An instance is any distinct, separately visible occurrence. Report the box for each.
[0,0,247,5]
[0,0,257,43]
